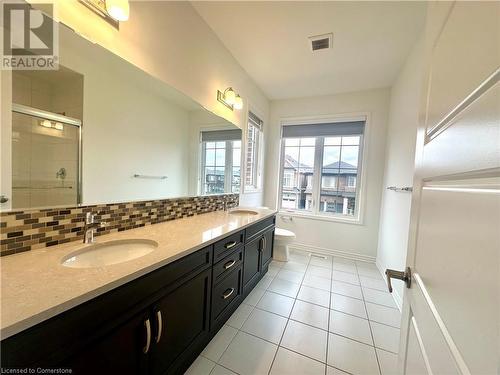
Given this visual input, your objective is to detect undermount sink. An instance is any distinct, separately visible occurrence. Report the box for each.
[61,239,158,268]
[229,209,259,216]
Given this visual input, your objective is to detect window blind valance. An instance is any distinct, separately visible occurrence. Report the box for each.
[201,129,242,142]
[249,111,263,130]
[282,121,365,138]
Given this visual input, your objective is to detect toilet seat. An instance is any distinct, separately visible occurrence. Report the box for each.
[275,228,295,238]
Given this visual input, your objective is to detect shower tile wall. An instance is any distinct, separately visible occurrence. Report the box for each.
[12,70,83,209]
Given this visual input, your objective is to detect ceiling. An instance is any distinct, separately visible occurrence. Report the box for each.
[192,1,426,100]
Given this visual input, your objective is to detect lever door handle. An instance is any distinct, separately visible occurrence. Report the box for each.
[385,267,411,293]
[0,195,8,204]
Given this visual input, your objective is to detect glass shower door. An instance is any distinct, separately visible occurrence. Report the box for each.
[11,110,80,209]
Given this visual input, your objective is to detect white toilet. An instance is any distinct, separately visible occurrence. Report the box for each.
[273,228,296,261]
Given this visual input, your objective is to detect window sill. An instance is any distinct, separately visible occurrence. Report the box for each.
[278,210,363,225]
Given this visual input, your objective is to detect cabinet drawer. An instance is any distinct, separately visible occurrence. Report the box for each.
[211,267,242,321]
[213,248,243,284]
[213,231,244,263]
[246,216,275,242]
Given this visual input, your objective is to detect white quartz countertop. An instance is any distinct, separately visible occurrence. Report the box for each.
[0,208,276,340]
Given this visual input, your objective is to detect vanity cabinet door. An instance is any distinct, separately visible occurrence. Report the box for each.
[150,268,211,375]
[261,228,275,269]
[243,236,262,290]
[68,311,149,375]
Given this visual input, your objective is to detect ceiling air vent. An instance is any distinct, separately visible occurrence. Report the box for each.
[309,33,333,52]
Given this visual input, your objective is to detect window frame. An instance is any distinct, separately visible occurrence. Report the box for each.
[200,138,241,195]
[243,110,264,193]
[277,114,369,224]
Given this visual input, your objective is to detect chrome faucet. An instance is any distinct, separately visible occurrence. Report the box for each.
[83,212,105,244]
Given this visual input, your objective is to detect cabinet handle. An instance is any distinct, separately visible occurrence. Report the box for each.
[224,241,237,249]
[143,318,151,354]
[224,259,236,270]
[259,237,264,252]
[155,310,163,344]
[222,287,235,299]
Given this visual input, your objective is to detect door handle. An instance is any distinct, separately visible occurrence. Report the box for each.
[224,259,236,269]
[224,241,237,249]
[155,310,163,344]
[0,195,8,204]
[385,267,411,293]
[143,318,151,354]
[222,287,235,299]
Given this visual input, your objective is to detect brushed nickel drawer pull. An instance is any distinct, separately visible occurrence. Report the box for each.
[222,287,235,299]
[224,241,237,249]
[143,318,151,354]
[224,260,236,270]
[155,310,163,344]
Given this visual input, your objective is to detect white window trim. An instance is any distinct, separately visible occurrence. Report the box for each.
[277,112,371,225]
[199,136,241,195]
[243,108,264,193]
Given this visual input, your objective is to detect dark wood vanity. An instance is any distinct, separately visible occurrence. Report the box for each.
[1,215,276,375]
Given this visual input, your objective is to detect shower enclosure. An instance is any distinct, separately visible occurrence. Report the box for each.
[11,104,81,209]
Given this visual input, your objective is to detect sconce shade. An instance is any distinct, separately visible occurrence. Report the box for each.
[224,87,236,105]
[234,95,243,110]
[106,0,130,21]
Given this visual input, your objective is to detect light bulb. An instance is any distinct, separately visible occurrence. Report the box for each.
[234,95,243,110]
[41,120,52,128]
[224,87,236,105]
[106,0,130,21]
[54,123,64,131]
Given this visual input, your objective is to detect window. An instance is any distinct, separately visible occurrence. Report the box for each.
[279,120,364,219]
[200,129,242,195]
[244,111,263,191]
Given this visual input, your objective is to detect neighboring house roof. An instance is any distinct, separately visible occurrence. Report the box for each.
[323,161,356,170]
[283,155,312,171]
[205,168,240,177]
[284,155,357,175]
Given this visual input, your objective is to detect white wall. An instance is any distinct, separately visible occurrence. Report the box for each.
[59,27,191,204]
[376,37,425,306]
[264,89,390,259]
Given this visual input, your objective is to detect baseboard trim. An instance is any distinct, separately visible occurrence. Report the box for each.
[375,258,403,312]
[288,243,376,263]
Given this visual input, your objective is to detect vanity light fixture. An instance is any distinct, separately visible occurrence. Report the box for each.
[234,94,243,110]
[106,0,130,21]
[217,87,243,111]
[78,0,130,28]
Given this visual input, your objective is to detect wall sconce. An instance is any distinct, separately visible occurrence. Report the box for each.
[217,87,243,111]
[78,0,129,28]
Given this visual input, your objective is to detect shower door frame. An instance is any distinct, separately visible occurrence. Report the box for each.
[11,103,83,206]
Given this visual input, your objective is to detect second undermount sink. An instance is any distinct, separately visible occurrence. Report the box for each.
[61,239,158,268]
[229,209,259,216]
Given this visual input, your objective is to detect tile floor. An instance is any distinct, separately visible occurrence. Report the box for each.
[186,250,401,375]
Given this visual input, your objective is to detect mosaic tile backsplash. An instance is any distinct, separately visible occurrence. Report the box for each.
[0,194,239,256]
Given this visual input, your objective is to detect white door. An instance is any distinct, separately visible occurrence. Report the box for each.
[394,2,499,375]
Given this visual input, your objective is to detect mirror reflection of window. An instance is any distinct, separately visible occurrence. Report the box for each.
[200,129,242,195]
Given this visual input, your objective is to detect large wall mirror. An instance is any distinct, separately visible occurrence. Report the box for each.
[1,23,241,211]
